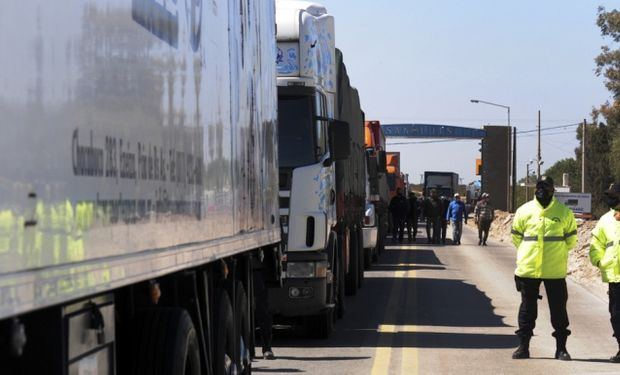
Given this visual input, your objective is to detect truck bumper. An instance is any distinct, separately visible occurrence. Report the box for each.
[363,226,378,249]
[268,277,329,317]
[267,251,331,317]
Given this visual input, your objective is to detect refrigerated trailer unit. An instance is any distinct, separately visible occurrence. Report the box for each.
[0,1,280,374]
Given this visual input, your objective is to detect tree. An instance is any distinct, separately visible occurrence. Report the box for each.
[542,158,579,189]
[586,7,620,217]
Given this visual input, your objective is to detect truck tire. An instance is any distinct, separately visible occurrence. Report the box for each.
[215,291,236,375]
[336,247,346,319]
[364,247,372,269]
[307,309,334,339]
[235,283,252,374]
[345,227,359,296]
[357,226,365,287]
[129,308,201,375]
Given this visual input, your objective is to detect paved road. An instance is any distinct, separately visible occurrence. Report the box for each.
[254,225,620,374]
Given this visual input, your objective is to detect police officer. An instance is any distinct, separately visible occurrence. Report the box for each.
[511,176,577,360]
[389,187,408,243]
[589,182,620,363]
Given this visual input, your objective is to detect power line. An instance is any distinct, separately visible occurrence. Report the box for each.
[517,123,580,134]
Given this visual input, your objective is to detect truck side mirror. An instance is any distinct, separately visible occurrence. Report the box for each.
[328,120,350,161]
[377,151,387,174]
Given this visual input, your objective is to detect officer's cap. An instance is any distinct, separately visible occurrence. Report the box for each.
[536,176,554,188]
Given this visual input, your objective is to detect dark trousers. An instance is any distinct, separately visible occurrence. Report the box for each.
[392,215,405,242]
[515,276,570,339]
[440,218,447,243]
[609,283,620,346]
[478,219,492,243]
[426,217,440,243]
[407,216,418,240]
[253,269,273,352]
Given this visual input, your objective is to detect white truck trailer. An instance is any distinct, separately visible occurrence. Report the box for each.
[270,0,366,338]
[0,1,280,374]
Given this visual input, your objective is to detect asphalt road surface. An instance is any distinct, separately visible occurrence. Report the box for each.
[254,225,620,374]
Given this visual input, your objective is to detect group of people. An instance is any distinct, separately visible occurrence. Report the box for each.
[388,187,495,246]
[511,176,620,363]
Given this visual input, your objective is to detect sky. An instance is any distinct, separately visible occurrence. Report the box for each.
[319,0,618,186]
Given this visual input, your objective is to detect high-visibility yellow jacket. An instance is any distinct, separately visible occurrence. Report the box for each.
[589,210,620,283]
[511,197,577,279]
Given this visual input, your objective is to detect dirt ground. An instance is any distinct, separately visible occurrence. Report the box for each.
[465,210,607,298]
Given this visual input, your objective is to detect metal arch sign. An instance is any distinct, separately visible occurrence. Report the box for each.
[382,124,486,139]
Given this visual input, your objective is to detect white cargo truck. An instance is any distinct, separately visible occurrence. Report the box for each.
[0,1,280,374]
[270,0,366,338]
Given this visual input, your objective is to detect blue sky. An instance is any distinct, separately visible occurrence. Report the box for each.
[319,0,617,185]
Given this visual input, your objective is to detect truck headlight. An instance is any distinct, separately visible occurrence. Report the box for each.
[286,261,328,278]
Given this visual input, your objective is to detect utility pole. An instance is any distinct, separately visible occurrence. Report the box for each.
[537,110,541,179]
[582,119,586,192]
[512,126,516,212]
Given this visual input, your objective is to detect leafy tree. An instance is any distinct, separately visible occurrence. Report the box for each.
[542,158,579,190]
[585,7,620,217]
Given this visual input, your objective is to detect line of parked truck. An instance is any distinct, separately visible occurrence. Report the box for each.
[0,1,390,374]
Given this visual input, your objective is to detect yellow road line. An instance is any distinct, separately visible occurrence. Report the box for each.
[370,270,404,375]
[400,267,418,375]
[370,250,421,375]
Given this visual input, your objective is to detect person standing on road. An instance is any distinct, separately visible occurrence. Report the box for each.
[407,191,419,242]
[589,182,620,363]
[474,193,495,246]
[389,187,408,243]
[511,176,577,361]
[439,196,450,244]
[446,193,467,245]
[423,189,442,244]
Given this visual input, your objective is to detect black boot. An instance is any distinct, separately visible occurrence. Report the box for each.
[611,351,620,363]
[512,336,530,359]
[554,336,571,361]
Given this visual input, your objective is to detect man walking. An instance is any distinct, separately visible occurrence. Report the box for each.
[439,195,450,244]
[446,193,467,245]
[511,176,577,361]
[474,193,494,246]
[407,191,419,242]
[589,182,620,362]
[389,187,408,243]
[423,189,442,244]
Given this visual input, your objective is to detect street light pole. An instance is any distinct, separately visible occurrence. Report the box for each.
[470,99,515,212]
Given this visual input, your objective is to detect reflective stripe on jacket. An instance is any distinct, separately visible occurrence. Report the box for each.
[590,210,620,283]
[511,197,577,279]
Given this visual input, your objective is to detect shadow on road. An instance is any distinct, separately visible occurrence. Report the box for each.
[273,246,514,350]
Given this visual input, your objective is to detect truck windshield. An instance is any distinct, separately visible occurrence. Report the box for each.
[278,95,317,168]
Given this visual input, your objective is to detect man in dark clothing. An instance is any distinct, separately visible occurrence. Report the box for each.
[389,187,408,243]
[475,192,495,246]
[253,264,275,359]
[439,196,450,244]
[423,189,442,244]
[407,192,419,242]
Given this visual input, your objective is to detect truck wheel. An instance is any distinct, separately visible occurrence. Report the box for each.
[129,308,201,375]
[345,228,359,296]
[307,309,334,339]
[336,249,346,319]
[357,227,365,287]
[235,283,252,374]
[215,291,236,375]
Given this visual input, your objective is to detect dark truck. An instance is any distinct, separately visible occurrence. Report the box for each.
[424,171,459,198]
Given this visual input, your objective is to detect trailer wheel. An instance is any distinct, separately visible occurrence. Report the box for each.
[364,247,373,269]
[336,246,346,319]
[235,283,252,374]
[215,291,236,375]
[357,227,365,287]
[345,227,359,296]
[129,308,201,375]
[307,308,334,339]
